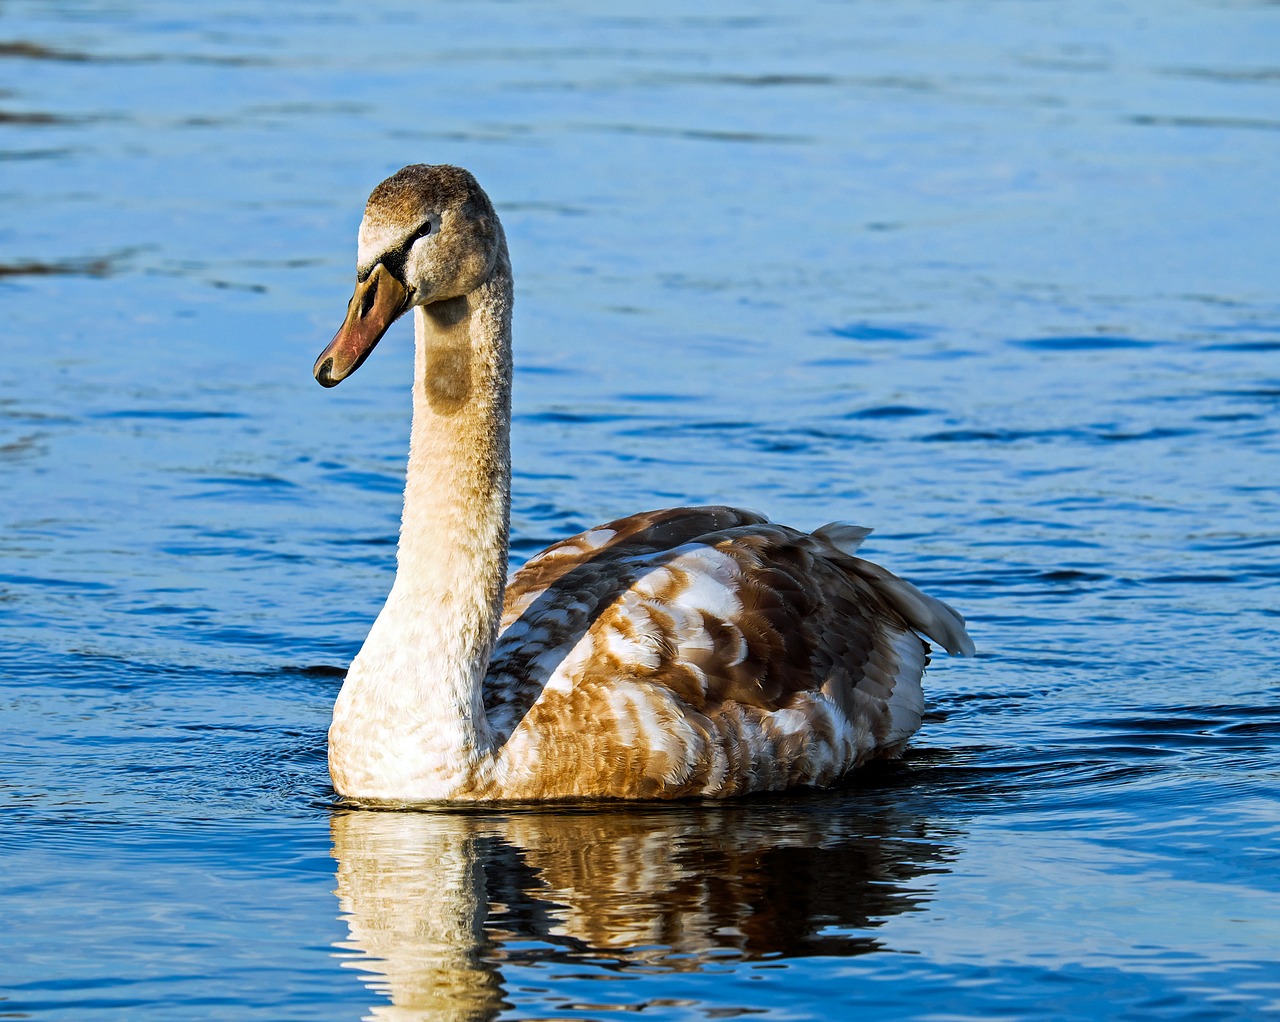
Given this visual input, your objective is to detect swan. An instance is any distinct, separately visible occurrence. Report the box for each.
[313,163,973,804]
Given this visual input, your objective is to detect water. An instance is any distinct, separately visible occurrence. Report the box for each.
[3,0,1279,1018]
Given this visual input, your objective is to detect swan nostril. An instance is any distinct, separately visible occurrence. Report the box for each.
[358,276,379,318]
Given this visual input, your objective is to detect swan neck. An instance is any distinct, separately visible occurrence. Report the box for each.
[330,251,513,800]
[397,265,513,607]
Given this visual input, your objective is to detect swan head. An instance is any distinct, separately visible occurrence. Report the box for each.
[313,164,502,387]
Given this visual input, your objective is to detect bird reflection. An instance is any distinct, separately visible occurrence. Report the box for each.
[331,796,958,1021]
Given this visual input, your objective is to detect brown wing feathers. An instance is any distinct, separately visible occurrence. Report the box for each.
[479,506,940,796]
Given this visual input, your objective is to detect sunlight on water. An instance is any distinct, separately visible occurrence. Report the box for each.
[3,0,1279,1019]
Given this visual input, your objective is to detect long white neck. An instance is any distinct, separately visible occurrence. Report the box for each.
[329,248,514,802]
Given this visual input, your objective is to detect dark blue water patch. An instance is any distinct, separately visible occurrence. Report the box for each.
[180,474,302,502]
[831,956,1263,1022]
[606,450,669,468]
[1143,572,1246,585]
[1229,482,1280,496]
[1039,569,1111,583]
[1206,318,1280,331]
[926,567,1119,599]
[749,433,813,454]
[1164,65,1280,84]
[502,200,591,216]
[1202,340,1280,352]
[509,538,554,560]
[827,323,930,342]
[0,40,272,67]
[321,534,396,546]
[803,355,873,368]
[1128,112,1280,132]
[919,427,1070,443]
[517,501,583,521]
[93,408,248,421]
[4,647,188,692]
[321,468,402,493]
[844,404,933,420]
[0,146,77,160]
[1069,705,1280,738]
[158,542,307,564]
[918,424,1198,445]
[882,751,1071,807]
[1095,427,1196,442]
[1011,335,1161,351]
[0,572,113,592]
[919,747,1163,806]
[519,409,639,424]
[657,71,840,88]
[617,418,757,437]
[208,278,267,293]
[1215,716,1280,741]
[590,122,812,144]
[160,622,297,652]
[789,425,877,444]
[616,391,700,403]
[1191,535,1280,552]
[1197,412,1263,422]
[122,602,196,617]
[518,363,583,377]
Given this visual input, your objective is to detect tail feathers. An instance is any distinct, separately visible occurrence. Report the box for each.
[883,626,928,747]
[812,521,874,556]
[852,558,976,657]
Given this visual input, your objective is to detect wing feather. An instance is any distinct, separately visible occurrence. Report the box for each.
[481,506,971,798]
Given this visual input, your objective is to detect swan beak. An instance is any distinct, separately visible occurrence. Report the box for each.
[313,264,411,387]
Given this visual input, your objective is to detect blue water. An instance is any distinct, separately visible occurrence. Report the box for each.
[3,1,1279,1019]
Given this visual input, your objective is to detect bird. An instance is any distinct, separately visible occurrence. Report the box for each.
[312,163,974,805]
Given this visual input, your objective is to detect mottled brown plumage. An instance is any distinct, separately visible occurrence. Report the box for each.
[314,165,973,805]
[469,506,960,800]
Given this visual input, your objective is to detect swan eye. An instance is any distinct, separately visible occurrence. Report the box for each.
[413,220,433,241]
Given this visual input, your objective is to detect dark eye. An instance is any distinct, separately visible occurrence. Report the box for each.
[413,220,433,240]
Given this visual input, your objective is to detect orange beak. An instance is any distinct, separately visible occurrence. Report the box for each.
[313,264,411,387]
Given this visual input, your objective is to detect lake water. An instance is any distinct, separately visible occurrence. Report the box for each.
[3,1,1279,1019]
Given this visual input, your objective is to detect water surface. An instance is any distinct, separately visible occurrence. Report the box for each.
[3,1,1279,1019]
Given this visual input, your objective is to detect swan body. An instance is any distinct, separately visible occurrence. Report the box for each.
[314,164,973,804]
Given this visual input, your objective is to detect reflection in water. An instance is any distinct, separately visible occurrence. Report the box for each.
[331,802,958,1020]
[333,811,503,1022]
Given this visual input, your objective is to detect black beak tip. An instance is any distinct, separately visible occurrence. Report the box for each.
[314,357,339,388]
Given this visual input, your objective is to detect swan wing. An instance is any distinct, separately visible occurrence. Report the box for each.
[481,506,969,798]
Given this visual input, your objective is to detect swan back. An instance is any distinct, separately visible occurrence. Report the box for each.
[468,506,970,800]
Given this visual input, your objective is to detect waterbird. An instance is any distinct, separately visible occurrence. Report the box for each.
[313,163,974,804]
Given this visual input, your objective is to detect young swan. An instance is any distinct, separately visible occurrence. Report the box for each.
[313,163,974,805]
